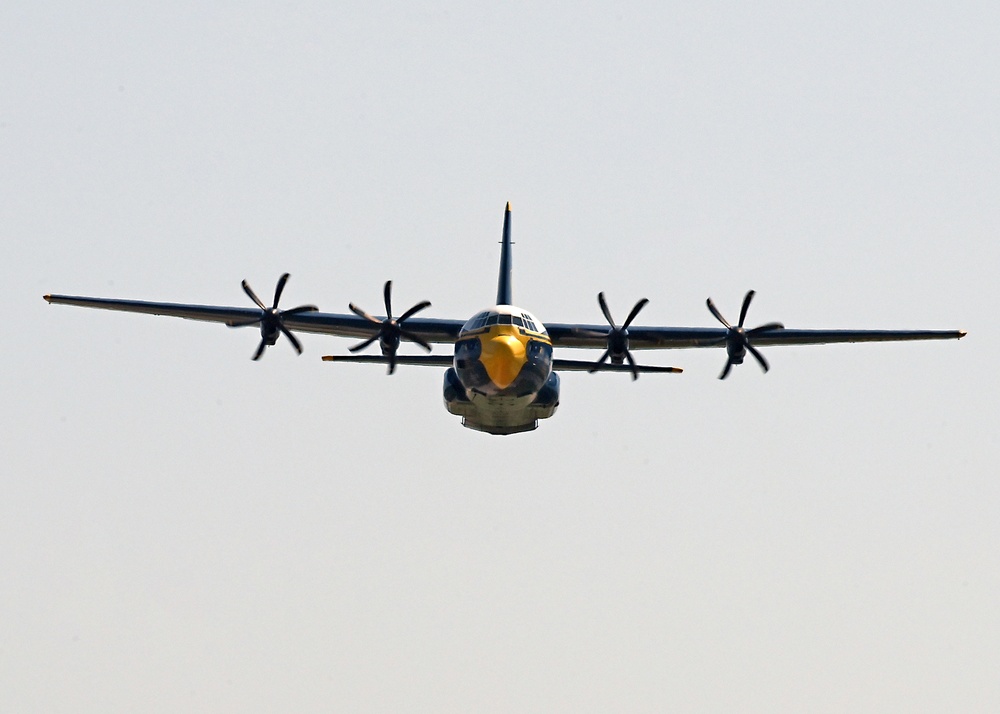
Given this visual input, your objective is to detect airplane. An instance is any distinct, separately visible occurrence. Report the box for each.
[44,203,965,435]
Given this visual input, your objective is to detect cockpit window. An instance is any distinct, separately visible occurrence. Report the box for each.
[462,312,491,331]
[464,310,545,333]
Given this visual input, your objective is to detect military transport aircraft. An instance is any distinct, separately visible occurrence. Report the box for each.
[45,203,965,435]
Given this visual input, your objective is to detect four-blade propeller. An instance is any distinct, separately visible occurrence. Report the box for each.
[705,290,784,379]
[577,292,650,380]
[348,280,432,374]
[228,273,318,360]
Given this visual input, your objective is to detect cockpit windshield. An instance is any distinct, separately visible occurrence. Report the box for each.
[462,309,546,334]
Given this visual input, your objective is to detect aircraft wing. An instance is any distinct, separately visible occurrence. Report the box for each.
[545,324,966,350]
[43,295,965,351]
[43,294,466,343]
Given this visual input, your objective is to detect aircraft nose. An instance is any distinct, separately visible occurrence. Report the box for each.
[480,333,527,389]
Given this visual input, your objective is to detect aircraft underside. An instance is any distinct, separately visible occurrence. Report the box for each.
[443,367,560,435]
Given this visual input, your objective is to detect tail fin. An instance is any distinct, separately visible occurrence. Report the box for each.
[496,202,513,305]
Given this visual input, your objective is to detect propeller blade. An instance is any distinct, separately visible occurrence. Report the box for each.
[272,272,290,309]
[387,352,397,375]
[399,328,432,352]
[280,325,303,355]
[383,280,393,320]
[571,328,610,339]
[242,280,267,310]
[588,348,611,373]
[227,317,263,328]
[747,322,784,336]
[624,351,640,381]
[738,290,755,328]
[719,359,733,380]
[706,298,731,328]
[746,343,770,373]
[252,339,268,361]
[281,304,320,317]
[349,335,380,353]
[597,292,616,327]
[349,303,383,324]
[397,300,431,324]
[622,298,649,330]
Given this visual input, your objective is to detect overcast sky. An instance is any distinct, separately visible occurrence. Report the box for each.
[2,2,997,712]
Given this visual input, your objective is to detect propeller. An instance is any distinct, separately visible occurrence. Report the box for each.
[577,292,649,380]
[348,280,432,374]
[705,290,784,379]
[228,273,318,360]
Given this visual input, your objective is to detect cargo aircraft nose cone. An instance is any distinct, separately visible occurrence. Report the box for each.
[481,332,527,389]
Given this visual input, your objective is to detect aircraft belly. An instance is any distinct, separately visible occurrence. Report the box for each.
[443,366,560,436]
[467,393,541,434]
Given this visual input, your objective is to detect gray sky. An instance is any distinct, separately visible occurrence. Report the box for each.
[2,2,997,711]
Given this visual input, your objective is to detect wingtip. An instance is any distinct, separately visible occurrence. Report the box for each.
[505,201,511,212]
[43,294,53,303]
[321,355,336,361]
[958,330,967,339]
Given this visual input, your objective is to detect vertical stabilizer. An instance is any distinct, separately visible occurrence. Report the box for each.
[496,202,513,305]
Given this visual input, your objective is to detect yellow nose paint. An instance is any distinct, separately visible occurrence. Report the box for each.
[480,327,527,389]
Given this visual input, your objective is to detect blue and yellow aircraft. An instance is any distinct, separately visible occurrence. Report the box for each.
[44,204,965,435]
